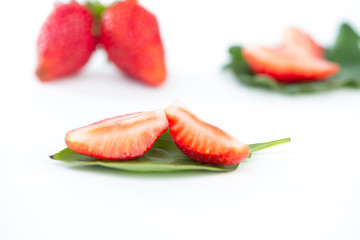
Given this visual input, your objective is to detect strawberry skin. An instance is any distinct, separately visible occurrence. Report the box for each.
[100,0,166,86]
[65,109,168,160]
[165,101,250,165]
[36,2,97,81]
[282,26,324,59]
[242,45,339,82]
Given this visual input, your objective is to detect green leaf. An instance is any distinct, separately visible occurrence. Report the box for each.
[86,1,107,37]
[51,131,291,173]
[327,23,360,65]
[225,23,360,94]
[248,137,291,157]
[86,1,106,20]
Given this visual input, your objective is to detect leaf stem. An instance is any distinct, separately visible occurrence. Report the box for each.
[249,137,291,153]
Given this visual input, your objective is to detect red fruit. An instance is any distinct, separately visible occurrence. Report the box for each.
[101,0,166,86]
[282,26,324,58]
[65,109,168,160]
[242,45,339,82]
[165,101,250,165]
[36,2,96,81]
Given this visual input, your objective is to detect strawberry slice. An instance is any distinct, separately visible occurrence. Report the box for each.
[65,109,168,160]
[242,45,339,82]
[282,26,324,58]
[165,101,250,165]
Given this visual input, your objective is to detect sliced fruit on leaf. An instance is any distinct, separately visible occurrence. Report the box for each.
[225,23,360,94]
[282,26,324,58]
[165,101,250,165]
[242,45,339,83]
[65,109,169,160]
[51,131,291,173]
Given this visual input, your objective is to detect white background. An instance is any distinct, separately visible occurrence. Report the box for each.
[1,0,360,239]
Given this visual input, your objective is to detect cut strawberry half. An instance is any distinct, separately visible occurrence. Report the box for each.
[282,26,324,58]
[165,101,250,165]
[65,109,168,160]
[242,45,339,82]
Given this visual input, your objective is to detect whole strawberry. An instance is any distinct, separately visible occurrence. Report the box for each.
[36,2,97,81]
[100,0,166,86]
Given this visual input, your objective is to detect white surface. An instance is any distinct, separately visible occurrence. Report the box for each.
[1,0,360,239]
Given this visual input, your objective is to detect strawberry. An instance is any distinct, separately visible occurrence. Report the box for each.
[242,45,339,82]
[36,2,97,81]
[282,26,324,59]
[65,109,168,160]
[165,101,250,165]
[100,0,166,86]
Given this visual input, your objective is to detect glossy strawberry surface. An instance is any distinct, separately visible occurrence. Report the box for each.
[65,109,169,160]
[36,2,97,81]
[100,0,166,86]
[165,101,250,165]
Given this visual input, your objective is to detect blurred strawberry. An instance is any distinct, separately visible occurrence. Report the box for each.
[282,26,324,59]
[100,0,166,86]
[242,45,339,82]
[36,2,97,81]
[242,26,341,82]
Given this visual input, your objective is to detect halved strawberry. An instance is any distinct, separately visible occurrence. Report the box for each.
[242,45,339,82]
[282,26,324,58]
[65,109,168,160]
[165,101,250,165]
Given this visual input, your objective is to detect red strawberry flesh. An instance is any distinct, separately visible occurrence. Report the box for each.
[242,45,339,82]
[282,26,324,58]
[165,101,250,165]
[65,109,168,160]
